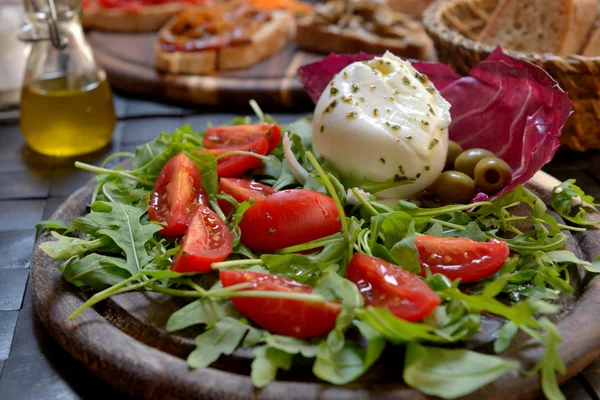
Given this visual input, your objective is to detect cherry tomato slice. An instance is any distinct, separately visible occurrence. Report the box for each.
[198,135,269,178]
[171,205,233,273]
[415,235,510,283]
[217,178,277,216]
[148,153,206,237]
[204,123,281,153]
[347,254,440,322]
[219,270,340,338]
[239,189,343,253]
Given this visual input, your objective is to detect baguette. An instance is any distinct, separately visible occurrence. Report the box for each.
[83,2,190,32]
[478,0,597,55]
[155,8,294,74]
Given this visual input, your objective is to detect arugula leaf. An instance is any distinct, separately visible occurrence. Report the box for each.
[551,179,600,226]
[188,152,218,196]
[263,333,318,358]
[251,346,293,388]
[304,170,347,207]
[166,298,241,332]
[545,250,599,273]
[271,163,298,190]
[312,320,385,385]
[261,239,348,285]
[40,232,113,260]
[36,219,72,233]
[357,307,441,343]
[425,300,480,342]
[525,318,566,400]
[131,132,176,178]
[369,211,421,273]
[85,201,162,275]
[438,281,538,328]
[187,318,251,368]
[493,321,518,353]
[59,253,131,290]
[403,343,519,399]
[314,271,363,352]
[98,180,149,205]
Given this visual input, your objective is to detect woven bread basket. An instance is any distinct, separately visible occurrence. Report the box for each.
[422,0,600,151]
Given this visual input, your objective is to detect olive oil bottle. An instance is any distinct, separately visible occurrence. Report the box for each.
[19,0,115,157]
[20,75,115,157]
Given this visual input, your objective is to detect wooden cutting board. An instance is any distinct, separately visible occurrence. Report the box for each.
[88,31,321,108]
[30,170,600,400]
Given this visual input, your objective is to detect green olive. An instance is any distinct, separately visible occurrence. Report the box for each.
[444,140,463,171]
[432,171,477,204]
[474,157,513,195]
[454,148,495,178]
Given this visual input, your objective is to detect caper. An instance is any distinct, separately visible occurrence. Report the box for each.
[432,171,477,204]
[474,157,513,195]
[454,148,495,178]
[444,140,463,170]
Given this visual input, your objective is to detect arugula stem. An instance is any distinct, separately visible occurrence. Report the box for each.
[184,280,208,295]
[101,184,116,203]
[75,162,154,187]
[351,188,379,216]
[150,286,204,298]
[249,99,265,123]
[100,152,135,168]
[276,235,342,254]
[207,282,253,296]
[208,197,227,222]
[69,272,143,319]
[412,201,493,217]
[306,151,348,237]
[556,224,585,232]
[215,151,281,167]
[430,218,467,231]
[211,259,263,269]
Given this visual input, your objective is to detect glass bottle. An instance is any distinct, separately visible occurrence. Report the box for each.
[19,0,116,157]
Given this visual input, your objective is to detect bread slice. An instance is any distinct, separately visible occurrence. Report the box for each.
[82,2,189,32]
[581,3,600,56]
[296,1,435,60]
[155,9,294,74]
[478,0,597,55]
[385,0,436,18]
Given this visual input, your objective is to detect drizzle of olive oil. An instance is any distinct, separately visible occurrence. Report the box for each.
[20,75,116,157]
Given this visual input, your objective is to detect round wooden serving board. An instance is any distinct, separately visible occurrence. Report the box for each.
[88,31,322,108]
[31,171,600,400]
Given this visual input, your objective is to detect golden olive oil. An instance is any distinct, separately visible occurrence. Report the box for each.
[20,75,116,157]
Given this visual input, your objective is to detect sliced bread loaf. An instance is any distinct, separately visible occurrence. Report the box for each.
[478,0,597,55]
[581,2,600,56]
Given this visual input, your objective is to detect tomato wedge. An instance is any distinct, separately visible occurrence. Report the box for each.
[347,254,440,322]
[219,270,340,338]
[198,135,269,178]
[415,235,510,283]
[217,178,277,215]
[148,153,206,237]
[239,189,343,253]
[171,205,233,273]
[204,123,281,153]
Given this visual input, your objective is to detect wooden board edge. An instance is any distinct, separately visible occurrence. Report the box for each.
[30,175,600,400]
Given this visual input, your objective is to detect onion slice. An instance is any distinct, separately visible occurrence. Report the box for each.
[283,132,309,184]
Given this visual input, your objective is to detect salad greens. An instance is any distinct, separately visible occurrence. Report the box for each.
[37,109,600,400]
